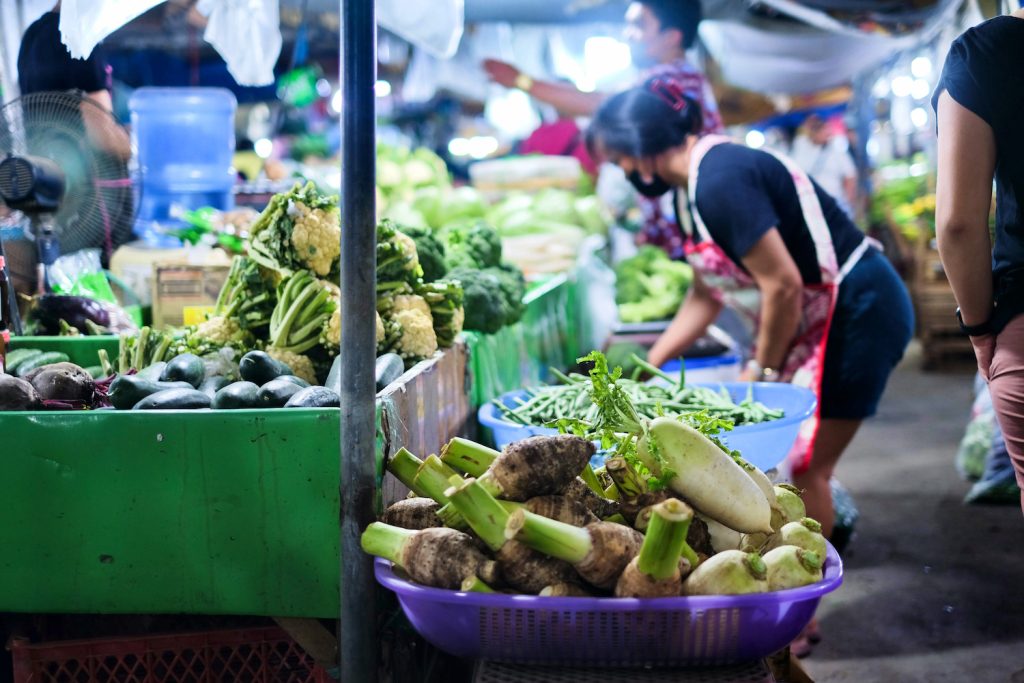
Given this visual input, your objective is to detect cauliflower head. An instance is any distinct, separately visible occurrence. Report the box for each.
[195,315,246,346]
[265,347,318,385]
[289,200,341,276]
[392,294,431,317]
[391,309,438,361]
[376,311,385,343]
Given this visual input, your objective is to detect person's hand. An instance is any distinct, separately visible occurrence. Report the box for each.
[970,333,996,381]
[737,367,756,382]
[483,59,520,88]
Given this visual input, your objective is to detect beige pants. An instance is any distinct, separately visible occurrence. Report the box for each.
[974,314,1024,514]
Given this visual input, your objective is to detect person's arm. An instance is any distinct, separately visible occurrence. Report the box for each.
[934,90,996,328]
[647,271,723,368]
[740,228,804,376]
[482,59,606,118]
[82,89,131,161]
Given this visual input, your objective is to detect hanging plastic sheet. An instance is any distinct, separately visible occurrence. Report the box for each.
[378,0,465,60]
[196,0,282,86]
[699,0,963,94]
[59,0,165,59]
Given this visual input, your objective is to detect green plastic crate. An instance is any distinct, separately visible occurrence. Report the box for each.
[0,408,355,618]
[7,335,119,369]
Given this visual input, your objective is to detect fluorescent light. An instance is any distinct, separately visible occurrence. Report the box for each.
[745,130,765,149]
[872,77,890,99]
[374,80,392,98]
[331,91,343,113]
[254,138,274,158]
[891,76,913,98]
[911,57,932,79]
[911,79,931,101]
[910,107,929,129]
[584,36,632,81]
[467,136,499,159]
[448,137,470,157]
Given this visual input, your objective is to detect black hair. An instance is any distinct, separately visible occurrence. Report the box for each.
[586,83,703,159]
[640,0,703,50]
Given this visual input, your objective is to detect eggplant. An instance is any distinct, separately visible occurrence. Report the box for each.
[27,295,138,335]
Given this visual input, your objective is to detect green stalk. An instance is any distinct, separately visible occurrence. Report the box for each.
[580,464,604,496]
[98,349,113,377]
[603,482,621,501]
[605,457,644,498]
[412,455,457,505]
[460,575,496,593]
[506,508,592,565]
[603,513,627,525]
[440,438,499,477]
[360,522,415,565]
[445,477,511,551]
[152,335,172,364]
[636,499,696,580]
[133,326,150,370]
[387,448,426,495]
[272,280,318,347]
[118,333,129,373]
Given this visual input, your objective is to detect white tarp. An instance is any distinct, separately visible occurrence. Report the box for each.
[699,0,963,94]
[378,0,465,59]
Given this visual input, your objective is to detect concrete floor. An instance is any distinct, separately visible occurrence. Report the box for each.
[801,343,1024,683]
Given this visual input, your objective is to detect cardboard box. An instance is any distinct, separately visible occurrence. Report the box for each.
[151,265,229,329]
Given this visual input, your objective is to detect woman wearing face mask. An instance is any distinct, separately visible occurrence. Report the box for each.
[588,78,913,595]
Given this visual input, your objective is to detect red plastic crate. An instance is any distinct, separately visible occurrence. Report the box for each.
[10,626,332,682]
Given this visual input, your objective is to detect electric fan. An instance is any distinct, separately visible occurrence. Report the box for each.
[0,90,137,294]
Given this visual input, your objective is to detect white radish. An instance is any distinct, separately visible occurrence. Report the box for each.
[682,549,768,596]
[768,518,827,559]
[638,417,773,534]
[698,513,742,553]
[763,545,823,590]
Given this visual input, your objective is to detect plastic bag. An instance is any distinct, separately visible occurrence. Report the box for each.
[60,0,165,59]
[197,0,282,87]
[48,249,117,304]
[378,0,464,59]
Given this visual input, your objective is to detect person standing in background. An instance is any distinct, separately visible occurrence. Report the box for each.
[790,114,858,220]
[933,9,1024,514]
[483,0,723,260]
[17,1,130,161]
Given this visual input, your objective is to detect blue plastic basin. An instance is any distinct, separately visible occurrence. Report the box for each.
[477,382,818,472]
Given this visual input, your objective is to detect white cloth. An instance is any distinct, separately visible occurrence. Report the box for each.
[789,135,856,216]
[197,0,281,87]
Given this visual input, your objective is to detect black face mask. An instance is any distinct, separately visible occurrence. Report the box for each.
[627,170,672,198]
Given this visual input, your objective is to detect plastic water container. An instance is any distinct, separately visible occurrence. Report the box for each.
[478,382,817,471]
[130,88,237,246]
[661,354,741,384]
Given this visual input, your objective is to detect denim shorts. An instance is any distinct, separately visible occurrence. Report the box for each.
[819,248,914,419]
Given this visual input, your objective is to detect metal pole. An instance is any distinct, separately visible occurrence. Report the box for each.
[338,0,377,680]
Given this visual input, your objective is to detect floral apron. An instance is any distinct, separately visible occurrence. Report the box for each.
[678,135,876,473]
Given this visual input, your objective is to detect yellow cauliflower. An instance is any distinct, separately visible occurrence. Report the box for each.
[265,347,318,385]
[322,308,385,353]
[289,200,341,276]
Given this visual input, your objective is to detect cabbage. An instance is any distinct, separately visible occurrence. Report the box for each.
[384,201,430,230]
[437,186,487,226]
[531,188,579,225]
[574,195,610,235]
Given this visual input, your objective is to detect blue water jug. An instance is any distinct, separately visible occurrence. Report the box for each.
[130,87,237,246]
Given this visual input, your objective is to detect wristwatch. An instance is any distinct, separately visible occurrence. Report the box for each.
[744,359,779,382]
[514,72,535,93]
[956,307,994,337]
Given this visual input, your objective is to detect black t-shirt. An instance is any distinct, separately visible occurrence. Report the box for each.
[933,16,1024,283]
[689,143,865,285]
[17,11,108,95]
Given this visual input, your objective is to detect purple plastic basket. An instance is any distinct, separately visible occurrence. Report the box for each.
[375,542,843,666]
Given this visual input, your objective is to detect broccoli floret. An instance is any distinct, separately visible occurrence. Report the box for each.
[484,263,526,326]
[447,267,507,335]
[399,224,447,282]
[438,220,502,270]
[613,246,693,322]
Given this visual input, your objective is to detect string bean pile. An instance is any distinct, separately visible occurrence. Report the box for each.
[496,356,783,429]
